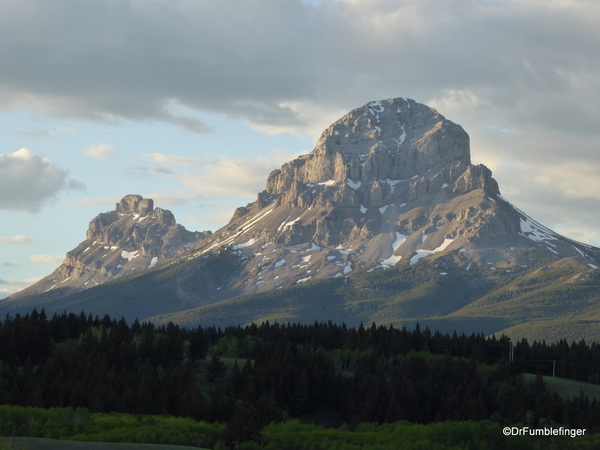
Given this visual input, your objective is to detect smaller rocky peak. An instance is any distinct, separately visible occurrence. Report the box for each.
[151,207,176,227]
[116,195,154,214]
[451,164,500,196]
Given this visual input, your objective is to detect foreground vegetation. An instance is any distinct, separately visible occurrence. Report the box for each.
[2,310,600,448]
[3,408,600,450]
[1,437,202,450]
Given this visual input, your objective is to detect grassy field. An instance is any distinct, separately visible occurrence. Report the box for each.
[524,373,600,400]
[0,438,207,450]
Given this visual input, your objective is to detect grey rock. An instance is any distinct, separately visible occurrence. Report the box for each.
[8,195,211,300]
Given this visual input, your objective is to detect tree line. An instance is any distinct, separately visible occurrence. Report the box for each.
[1,309,600,445]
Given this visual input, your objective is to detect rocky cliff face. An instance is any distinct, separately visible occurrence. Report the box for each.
[9,195,210,300]
[188,97,599,296]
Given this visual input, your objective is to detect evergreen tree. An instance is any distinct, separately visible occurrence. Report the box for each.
[206,354,227,383]
[222,401,262,447]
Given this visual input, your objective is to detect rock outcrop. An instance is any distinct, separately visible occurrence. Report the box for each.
[9,195,210,299]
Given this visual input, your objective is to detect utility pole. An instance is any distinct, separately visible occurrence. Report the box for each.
[553,360,556,377]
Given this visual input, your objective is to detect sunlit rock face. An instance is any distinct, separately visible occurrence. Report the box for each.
[192,97,598,296]
[8,195,211,299]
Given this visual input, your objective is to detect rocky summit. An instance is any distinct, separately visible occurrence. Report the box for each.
[8,195,210,302]
[3,97,600,341]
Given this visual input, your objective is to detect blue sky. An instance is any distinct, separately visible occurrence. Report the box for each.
[2,0,600,298]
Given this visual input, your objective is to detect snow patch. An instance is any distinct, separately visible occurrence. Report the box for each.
[379,205,389,214]
[121,250,139,261]
[278,216,302,231]
[360,205,367,214]
[368,265,390,272]
[381,255,402,266]
[368,100,384,112]
[347,179,361,190]
[410,251,432,265]
[394,125,407,148]
[239,207,274,233]
[148,257,158,268]
[297,277,311,284]
[392,232,407,251]
[233,239,256,249]
[308,242,321,251]
[275,259,286,268]
[519,217,560,248]
[434,239,455,253]
[410,239,455,265]
[318,180,336,186]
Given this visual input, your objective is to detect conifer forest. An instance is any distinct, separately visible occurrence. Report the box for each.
[2,310,600,449]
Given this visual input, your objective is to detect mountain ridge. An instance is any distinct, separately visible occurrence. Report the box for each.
[3,97,600,342]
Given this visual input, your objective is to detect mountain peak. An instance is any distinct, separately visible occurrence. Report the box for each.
[8,195,210,301]
[265,98,471,196]
[115,194,154,215]
[198,97,597,288]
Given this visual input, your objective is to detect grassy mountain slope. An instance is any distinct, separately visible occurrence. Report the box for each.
[0,249,245,322]
[149,257,600,342]
[4,242,599,342]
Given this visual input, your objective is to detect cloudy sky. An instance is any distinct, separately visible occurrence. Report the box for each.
[1,0,600,298]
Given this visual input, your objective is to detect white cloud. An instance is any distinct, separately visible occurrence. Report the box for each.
[0,235,32,245]
[84,144,115,160]
[0,0,599,140]
[0,148,85,212]
[0,277,42,299]
[171,149,300,198]
[142,153,204,167]
[28,254,64,265]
